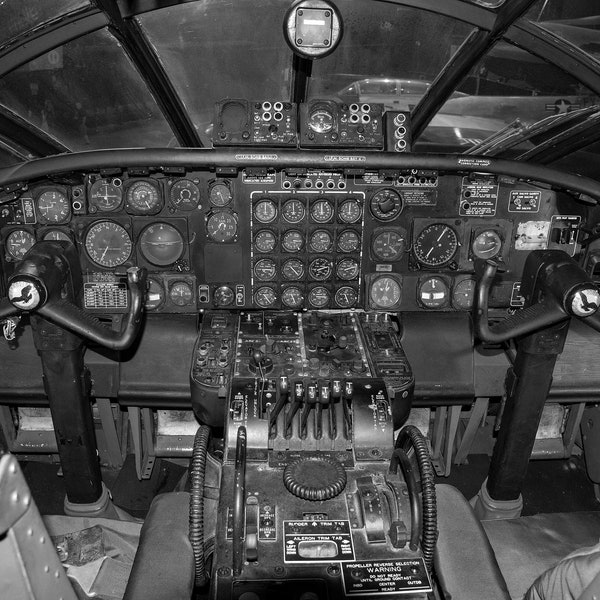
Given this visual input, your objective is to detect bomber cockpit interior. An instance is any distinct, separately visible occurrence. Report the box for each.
[2,1,600,599]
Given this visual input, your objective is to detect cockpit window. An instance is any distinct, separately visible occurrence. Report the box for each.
[0,28,175,151]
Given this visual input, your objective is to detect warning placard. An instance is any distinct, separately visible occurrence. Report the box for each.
[460,177,499,216]
[509,190,541,213]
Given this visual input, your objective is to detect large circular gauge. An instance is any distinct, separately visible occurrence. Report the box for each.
[308,108,334,133]
[309,258,332,281]
[209,181,232,207]
[335,286,358,308]
[282,199,305,223]
[254,199,277,223]
[254,286,277,308]
[126,180,162,214]
[336,258,359,281]
[42,229,71,242]
[413,223,459,267]
[282,258,304,280]
[372,229,407,261]
[472,230,502,259]
[169,281,194,306]
[254,258,277,281]
[214,286,234,307]
[254,230,277,253]
[281,286,304,309]
[337,230,360,253]
[145,277,166,311]
[139,223,184,266]
[308,286,331,308]
[418,276,450,309]
[311,199,334,223]
[170,180,200,211]
[453,278,476,311]
[36,189,70,224]
[339,199,362,224]
[206,211,237,242]
[370,276,402,309]
[89,179,122,212]
[370,188,403,221]
[5,230,36,260]
[309,230,332,253]
[282,230,304,252]
[85,221,132,268]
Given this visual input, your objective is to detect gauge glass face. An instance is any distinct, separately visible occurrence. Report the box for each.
[310,199,334,223]
[282,258,304,280]
[453,278,476,310]
[254,199,277,223]
[282,230,304,252]
[254,258,277,281]
[419,276,450,309]
[281,286,304,308]
[126,180,162,214]
[89,179,122,211]
[309,258,332,281]
[254,286,277,308]
[145,277,165,311]
[139,223,184,266]
[372,229,407,261]
[413,223,459,267]
[370,276,402,309]
[170,281,194,306]
[335,286,358,308]
[337,230,360,253]
[209,181,232,207]
[206,211,237,242]
[42,229,71,242]
[170,179,200,210]
[308,286,330,308]
[309,229,332,253]
[472,230,502,259]
[281,199,305,223]
[308,108,334,133]
[214,285,234,306]
[5,230,36,260]
[254,230,277,253]
[370,188,403,221]
[85,221,132,268]
[336,258,359,280]
[339,199,362,224]
[36,189,70,224]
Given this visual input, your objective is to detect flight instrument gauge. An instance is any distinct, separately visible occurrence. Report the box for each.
[206,211,237,242]
[282,230,304,252]
[336,258,359,280]
[308,286,330,308]
[42,229,71,242]
[370,276,402,309]
[309,258,332,281]
[139,223,184,266]
[335,286,358,308]
[281,286,304,308]
[308,107,334,133]
[89,179,122,212]
[126,180,162,215]
[339,199,362,224]
[145,277,166,311]
[208,181,232,207]
[370,188,403,221]
[472,230,502,259]
[254,286,277,308]
[36,189,71,224]
[453,278,476,311]
[311,199,334,223]
[254,258,277,281]
[372,229,407,261]
[282,199,305,223]
[254,230,277,253]
[85,221,132,268]
[309,230,332,253]
[337,230,360,253]
[170,179,200,211]
[5,229,36,260]
[282,258,304,280]
[413,223,459,267]
[254,199,277,223]
[418,276,449,309]
[169,281,194,306]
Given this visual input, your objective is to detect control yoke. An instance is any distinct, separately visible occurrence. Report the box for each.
[0,241,146,351]
[475,250,600,343]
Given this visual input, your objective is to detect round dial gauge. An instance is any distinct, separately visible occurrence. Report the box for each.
[309,258,332,281]
[42,229,71,242]
[335,286,358,308]
[254,258,277,281]
[281,199,305,223]
[282,230,304,253]
[85,221,132,268]
[170,179,200,210]
[370,188,403,221]
[208,181,232,207]
[311,199,334,223]
[337,230,360,253]
[169,281,194,306]
[309,229,333,253]
[214,286,234,307]
[336,258,359,281]
[126,180,162,214]
[453,278,476,311]
[5,230,36,260]
[89,179,122,212]
[282,258,304,280]
[254,286,277,308]
[370,276,402,309]
[36,189,70,224]
[145,277,165,311]
[339,199,362,224]
[418,277,450,309]
[372,229,407,261]
[206,211,237,242]
[254,230,277,253]
[281,286,304,309]
[139,223,184,266]
[308,108,334,133]
[413,223,459,267]
[308,286,331,308]
[254,199,277,223]
[472,230,502,259]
